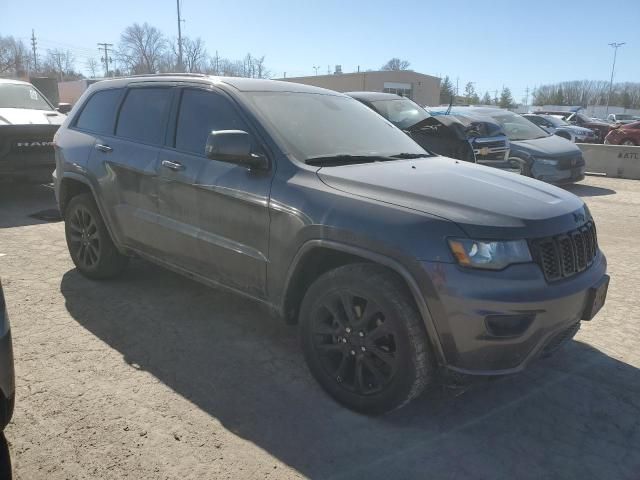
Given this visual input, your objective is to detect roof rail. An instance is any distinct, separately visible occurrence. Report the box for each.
[124,73,208,78]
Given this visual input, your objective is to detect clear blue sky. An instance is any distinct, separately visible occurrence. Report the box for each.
[1,0,639,101]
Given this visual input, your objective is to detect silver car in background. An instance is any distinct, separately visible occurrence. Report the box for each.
[523,114,598,143]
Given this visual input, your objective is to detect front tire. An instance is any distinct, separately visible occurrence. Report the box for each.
[64,193,129,279]
[300,264,434,414]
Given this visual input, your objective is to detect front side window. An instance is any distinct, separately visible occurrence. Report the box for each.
[116,88,173,144]
[488,112,549,141]
[370,98,430,129]
[0,83,53,110]
[175,89,249,155]
[75,88,123,134]
[245,92,426,161]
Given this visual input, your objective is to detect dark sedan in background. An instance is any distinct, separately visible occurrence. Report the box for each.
[430,107,586,184]
[346,92,510,166]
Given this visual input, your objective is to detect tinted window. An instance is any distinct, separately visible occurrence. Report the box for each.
[116,88,173,144]
[175,89,248,155]
[75,89,122,134]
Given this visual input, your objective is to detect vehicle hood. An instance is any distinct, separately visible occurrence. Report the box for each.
[511,134,581,157]
[0,108,65,126]
[563,125,594,135]
[317,156,586,239]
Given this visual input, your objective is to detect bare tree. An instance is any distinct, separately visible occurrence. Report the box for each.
[0,36,29,76]
[183,37,207,73]
[380,58,411,71]
[85,58,99,78]
[117,23,166,74]
[42,49,78,81]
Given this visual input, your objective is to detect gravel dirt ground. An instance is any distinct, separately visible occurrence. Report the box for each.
[0,175,639,480]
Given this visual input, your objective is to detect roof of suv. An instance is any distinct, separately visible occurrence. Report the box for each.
[87,74,341,95]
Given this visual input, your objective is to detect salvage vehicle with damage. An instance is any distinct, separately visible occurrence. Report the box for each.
[346,92,510,167]
[431,107,587,184]
[54,75,609,414]
[0,78,67,183]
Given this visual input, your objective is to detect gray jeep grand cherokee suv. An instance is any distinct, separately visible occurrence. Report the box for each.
[53,74,609,414]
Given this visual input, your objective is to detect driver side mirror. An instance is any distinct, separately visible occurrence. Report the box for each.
[205,130,268,170]
[57,103,72,114]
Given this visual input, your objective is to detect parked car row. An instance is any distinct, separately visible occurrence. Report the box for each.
[52,74,609,414]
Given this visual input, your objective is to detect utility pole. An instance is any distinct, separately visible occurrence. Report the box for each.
[524,86,530,108]
[455,76,459,97]
[97,43,113,77]
[605,42,625,117]
[30,29,38,72]
[176,0,184,72]
[313,65,320,75]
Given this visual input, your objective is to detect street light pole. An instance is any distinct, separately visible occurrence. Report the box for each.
[605,42,625,117]
[313,65,320,75]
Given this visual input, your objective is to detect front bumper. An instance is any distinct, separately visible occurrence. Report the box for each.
[532,162,586,184]
[419,251,607,375]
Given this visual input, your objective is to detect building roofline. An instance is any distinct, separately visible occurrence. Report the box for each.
[279,70,440,81]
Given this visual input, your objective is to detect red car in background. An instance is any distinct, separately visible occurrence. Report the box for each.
[604,121,640,146]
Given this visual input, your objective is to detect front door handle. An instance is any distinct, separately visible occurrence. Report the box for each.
[95,143,113,153]
[161,160,185,171]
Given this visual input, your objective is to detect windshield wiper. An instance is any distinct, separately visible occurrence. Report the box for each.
[389,152,432,159]
[305,153,431,166]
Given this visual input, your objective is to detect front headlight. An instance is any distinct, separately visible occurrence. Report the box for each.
[536,158,558,165]
[448,238,532,270]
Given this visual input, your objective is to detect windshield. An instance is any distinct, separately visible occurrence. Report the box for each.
[370,98,430,129]
[0,83,53,111]
[544,115,569,127]
[616,114,634,120]
[245,92,427,161]
[486,112,549,141]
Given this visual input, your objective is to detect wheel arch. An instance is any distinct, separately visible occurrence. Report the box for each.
[281,240,446,364]
[57,172,125,254]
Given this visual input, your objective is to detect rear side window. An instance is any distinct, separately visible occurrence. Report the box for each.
[75,89,122,134]
[175,89,249,155]
[116,88,173,145]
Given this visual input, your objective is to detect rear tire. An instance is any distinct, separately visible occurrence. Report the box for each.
[64,193,129,279]
[299,263,434,414]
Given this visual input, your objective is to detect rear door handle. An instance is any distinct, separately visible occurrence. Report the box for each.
[161,160,185,171]
[95,143,113,153]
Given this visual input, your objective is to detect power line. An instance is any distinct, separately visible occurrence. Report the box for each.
[97,43,114,77]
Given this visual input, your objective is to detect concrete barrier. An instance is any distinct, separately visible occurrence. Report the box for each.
[577,143,640,180]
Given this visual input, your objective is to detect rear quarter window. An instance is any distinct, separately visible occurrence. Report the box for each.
[75,88,123,134]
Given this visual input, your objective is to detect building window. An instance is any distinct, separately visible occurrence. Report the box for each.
[383,82,413,99]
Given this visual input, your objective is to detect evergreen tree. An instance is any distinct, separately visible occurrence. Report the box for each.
[499,87,514,108]
[481,91,492,105]
[439,76,454,104]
